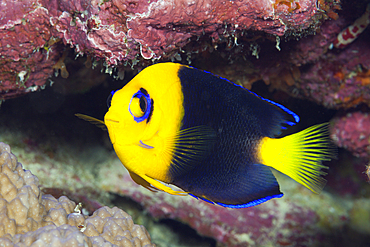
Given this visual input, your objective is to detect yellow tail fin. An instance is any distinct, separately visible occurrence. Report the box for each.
[258,123,336,193]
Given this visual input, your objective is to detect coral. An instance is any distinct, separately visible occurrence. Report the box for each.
[0,142,155,247]
[201,8,370,110]
[318,0,341,20]
[286,2,370,109]
[298,38,370,109]
[0,4,62,100]
[330,111,370,158]
[287,18,344,66]
[189,1,370,112]
[272,0,301,13]
[0,0,335,100]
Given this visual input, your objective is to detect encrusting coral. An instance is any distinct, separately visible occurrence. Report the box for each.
[0,142,155,247]
[1,0,339,100]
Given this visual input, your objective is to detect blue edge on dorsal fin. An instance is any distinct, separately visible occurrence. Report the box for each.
[249,91,300,126]
[185,66,296,208]
[189,193,284,208]
[191,66,300,127]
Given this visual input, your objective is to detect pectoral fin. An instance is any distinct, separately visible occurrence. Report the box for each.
[169,125,217,176]
[75,113,107,130]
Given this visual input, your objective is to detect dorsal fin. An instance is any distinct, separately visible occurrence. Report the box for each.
[251,92,300,126]
[187,66,300,129]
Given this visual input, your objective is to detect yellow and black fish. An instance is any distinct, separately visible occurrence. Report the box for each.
[77,62,336,208]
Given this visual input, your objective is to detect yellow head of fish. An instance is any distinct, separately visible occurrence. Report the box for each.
[104,63,187,194]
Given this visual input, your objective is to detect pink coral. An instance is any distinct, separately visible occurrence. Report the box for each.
[297,36,370,109]
[0,4,61,99]
[331,111,370,158]
[0,0,333,100]
[222,15,370,110]
[49,0,328,63]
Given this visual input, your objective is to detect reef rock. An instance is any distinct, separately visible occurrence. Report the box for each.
[0,0,335,99]
[0,142,155,247]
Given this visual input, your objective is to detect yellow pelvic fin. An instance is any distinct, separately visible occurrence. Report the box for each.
[133,172,188,196]
[75,114,107,130]
[129,171,159,193]
[258,123,336,193]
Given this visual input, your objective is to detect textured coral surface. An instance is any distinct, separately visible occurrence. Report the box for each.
[0,142,155,247]
[0,0,335,99]
[331,111,370,158]
[209,18,370,110]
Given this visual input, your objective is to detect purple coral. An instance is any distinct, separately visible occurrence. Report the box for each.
[0,0,335,99]
[331,111,370,158]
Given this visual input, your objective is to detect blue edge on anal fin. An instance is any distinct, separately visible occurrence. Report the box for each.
[188,193,284,209]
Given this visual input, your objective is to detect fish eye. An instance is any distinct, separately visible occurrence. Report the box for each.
[129,88,152,123]
[107,90,117,108]
[139,95,148,112]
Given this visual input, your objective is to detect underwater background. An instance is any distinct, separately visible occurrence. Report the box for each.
[1,0,370,246]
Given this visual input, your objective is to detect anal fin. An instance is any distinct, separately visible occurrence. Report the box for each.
[184,163,283,208]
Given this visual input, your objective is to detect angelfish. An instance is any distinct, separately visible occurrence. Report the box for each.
[77,62,336,208]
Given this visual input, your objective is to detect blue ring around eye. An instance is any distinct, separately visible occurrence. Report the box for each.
[129,90,151,123]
